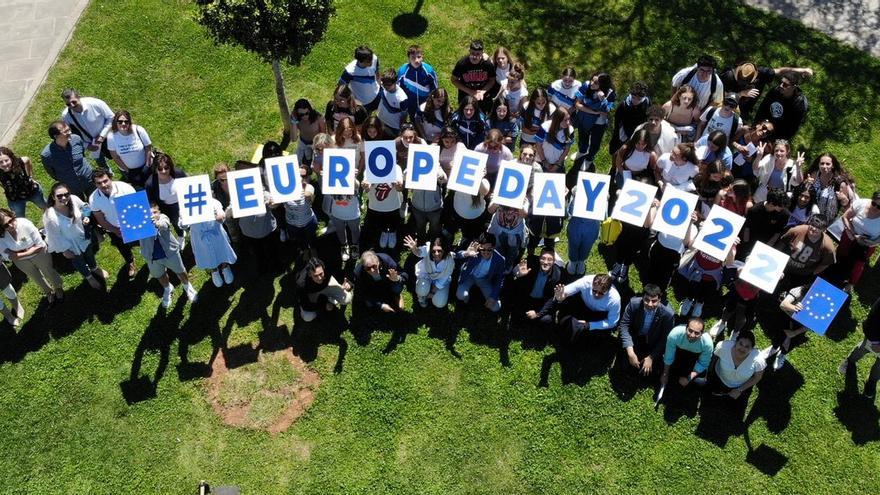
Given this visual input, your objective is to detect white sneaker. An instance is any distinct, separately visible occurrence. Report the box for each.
[709,320,726,338]
[729,330,739,343]
[211,271,223,287]
[838,359,850,375]
[184,283,198,303]
[221,266,234,285]
[692,302,704,317]
[161,284,174,308]
[387,232,397,249]
[576,262,586,275]
[773,352,787,371]
[418,297,428,308]
[341,245,350,262]
[566,261,577,275]
[679,298,693,316]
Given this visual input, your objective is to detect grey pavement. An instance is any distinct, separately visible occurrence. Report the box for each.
[0,0,89,145]
[743,0,880,57]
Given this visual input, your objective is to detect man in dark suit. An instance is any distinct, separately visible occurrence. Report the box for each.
[509,247,562,323]
[455,232,506,312]
[618,284,675,377]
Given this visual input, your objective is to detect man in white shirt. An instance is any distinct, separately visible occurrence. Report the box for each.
[60,89,114,168]
[671,54,724,111]
[545,273,621,341]
[89,169,138,278]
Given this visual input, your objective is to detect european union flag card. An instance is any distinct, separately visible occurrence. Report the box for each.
[114,190,157,243]
[792,277,848,336]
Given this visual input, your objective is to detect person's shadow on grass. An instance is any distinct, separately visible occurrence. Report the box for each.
[176,282,233,381]
[120,297,187,404]
[538,329,617,387]
[833,364,880,445]
[744,364,804,434]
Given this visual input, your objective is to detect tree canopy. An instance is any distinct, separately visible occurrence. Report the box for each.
[197,0,335,65]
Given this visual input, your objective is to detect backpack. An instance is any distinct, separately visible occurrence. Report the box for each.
[703,107,740,143]
[681,67,717,110]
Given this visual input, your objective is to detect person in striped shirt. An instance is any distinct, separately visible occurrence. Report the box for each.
[338,45,381,112]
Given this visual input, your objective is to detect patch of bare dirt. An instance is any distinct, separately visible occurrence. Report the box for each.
[205,347,321,434]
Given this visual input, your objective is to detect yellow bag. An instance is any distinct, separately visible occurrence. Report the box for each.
[599,217,622,245]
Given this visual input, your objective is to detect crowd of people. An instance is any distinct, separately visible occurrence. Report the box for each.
[2,40,879,414]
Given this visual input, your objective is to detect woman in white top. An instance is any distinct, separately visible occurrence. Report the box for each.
[657,143,699,192]
[708,329,766,415]
[474,129,514,186]
[519,88,555,146]
[404,235,455,309]
[828,191,880,291]
[446,173,490,249]
[43,183,107,290]
[106,109,153,187]
[438,127,467,178]
[416,89,452,144]
[548,66,580,111]
[613,128,659,188]
[363,165,404,250]
[536,107,574,173]
[0,208,64,303]
[752,139,804,203]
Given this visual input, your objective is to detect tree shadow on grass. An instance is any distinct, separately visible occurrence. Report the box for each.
[120,297,187,404]
[479,0,880,148]
[391,0,428,39]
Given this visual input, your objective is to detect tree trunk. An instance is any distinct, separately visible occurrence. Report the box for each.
[272,58,292,139]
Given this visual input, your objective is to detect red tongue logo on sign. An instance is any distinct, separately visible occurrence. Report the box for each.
[375,183,391,201]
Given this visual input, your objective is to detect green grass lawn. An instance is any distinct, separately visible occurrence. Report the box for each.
[2,0,880,492]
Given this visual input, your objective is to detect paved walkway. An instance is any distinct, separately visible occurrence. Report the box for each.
[0,0,879,144]
[0,0,89,144]
[744,0,880,57]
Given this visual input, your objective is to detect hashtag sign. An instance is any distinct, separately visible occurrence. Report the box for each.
[175,175,216,226]
[184,183,207,216]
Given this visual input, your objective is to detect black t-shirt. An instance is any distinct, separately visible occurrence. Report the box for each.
[745,202,788,243]
[719,65,775,121]
[451,56,495,103]
[754,87,808,140]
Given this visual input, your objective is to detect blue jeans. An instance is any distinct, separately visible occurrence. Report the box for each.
[567,217,600,263]
[69,242,98,278]
[8,184,48,218]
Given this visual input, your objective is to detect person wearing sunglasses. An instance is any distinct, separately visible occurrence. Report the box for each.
[43,182,107,290]
[754,71,809,141]
[290,98,326,168]
[106,109,153,188]
[0,208,64,305]
[88,169,138,279]
[455,232,506,313]
[351,250,408,313]
[545,272,621,342]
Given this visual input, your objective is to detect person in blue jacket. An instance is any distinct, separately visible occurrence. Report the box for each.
[455,231,506,312]
[397,44,438,120]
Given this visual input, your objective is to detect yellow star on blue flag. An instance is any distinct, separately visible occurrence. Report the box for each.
[114,190,157,243]
[792,277,848,336]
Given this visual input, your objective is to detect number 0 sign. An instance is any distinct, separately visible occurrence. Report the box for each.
[739,241,790,293]
[651,186,698,240]
[692,205,746,261]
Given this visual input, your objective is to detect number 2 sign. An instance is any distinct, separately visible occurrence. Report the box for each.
[610,179,658,227]
[738,241,790,293]
[692,205,746,261]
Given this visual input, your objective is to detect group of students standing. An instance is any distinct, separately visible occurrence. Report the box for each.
[0,40,878,411]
